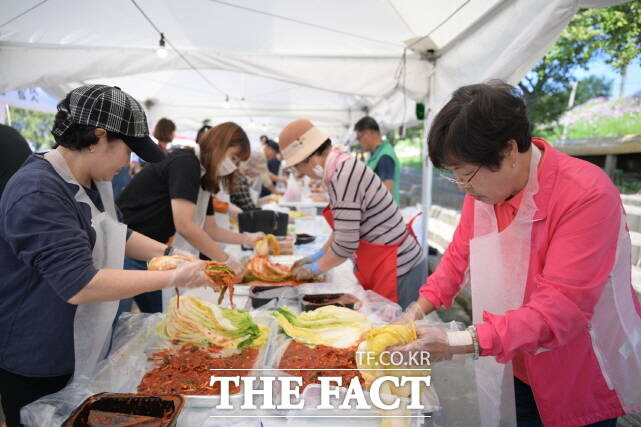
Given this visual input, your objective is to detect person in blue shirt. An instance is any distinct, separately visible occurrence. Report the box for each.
[260,138,285,197]
[0,85,215,426]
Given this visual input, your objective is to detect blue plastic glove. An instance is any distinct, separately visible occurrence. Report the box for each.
[308,261,322,275]
[291,249,325,270]
[291,260,322,282]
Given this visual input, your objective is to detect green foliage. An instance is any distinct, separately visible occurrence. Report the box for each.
[543,113,641,142]
[574,75,614,106]
[388,124,424,169]
[520,2,641,130]
[613,169,641,194]
[7,106,55,150]
[530,74,613,138]
[542,94,641,141]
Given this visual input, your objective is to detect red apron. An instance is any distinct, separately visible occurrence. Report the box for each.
[322,206,421,303]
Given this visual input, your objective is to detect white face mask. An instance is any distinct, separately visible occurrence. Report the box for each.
[218,156,237,176]
[312,164,324,179]
[310,155,325,179]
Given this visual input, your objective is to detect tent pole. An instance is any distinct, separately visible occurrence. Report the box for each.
[4,104,11,126]
[420,69,436,263]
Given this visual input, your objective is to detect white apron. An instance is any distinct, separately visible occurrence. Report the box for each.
[215,189,231,231]
[44,149,127,381]
[589,209,641,414]
[470,144,641,425]
[163,148,211,311]
[249,176,262,205]
[469,146,541,427]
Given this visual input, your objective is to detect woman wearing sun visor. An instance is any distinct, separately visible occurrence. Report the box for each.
[279,119,427,309]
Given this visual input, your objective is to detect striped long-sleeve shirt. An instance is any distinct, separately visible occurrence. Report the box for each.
[327,156,423,277]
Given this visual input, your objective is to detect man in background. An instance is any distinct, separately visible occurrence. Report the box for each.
[0,124,31,198]
[354,116,400,204]
[260,139,285,197]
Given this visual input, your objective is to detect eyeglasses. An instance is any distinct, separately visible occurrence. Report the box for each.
[440,165,482,188]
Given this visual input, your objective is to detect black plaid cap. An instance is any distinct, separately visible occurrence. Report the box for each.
[53,84,165,162]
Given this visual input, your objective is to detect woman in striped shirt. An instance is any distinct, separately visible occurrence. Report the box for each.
[279,119,426,308]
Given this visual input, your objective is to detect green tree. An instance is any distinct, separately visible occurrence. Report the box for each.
[519,1,641,130]
[8,106,55,150]
[524,74,613,133]
[573,74,613,105]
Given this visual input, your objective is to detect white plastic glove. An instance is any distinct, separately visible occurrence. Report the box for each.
[222,254,244,283]
[377,304,402,323]
[167,260,216,289]
[387,326,449,365]
[392,301,426,325]
[168,247,196,259]
[388,326,475,364]
[243,232,265,247]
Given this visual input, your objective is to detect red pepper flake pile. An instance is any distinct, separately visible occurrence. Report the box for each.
[278,341,363,389]
[138,343,259,395]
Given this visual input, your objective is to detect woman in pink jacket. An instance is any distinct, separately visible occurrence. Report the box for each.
[392,81,641,427]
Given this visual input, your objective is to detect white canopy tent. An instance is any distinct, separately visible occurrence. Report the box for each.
[0,0,626,248]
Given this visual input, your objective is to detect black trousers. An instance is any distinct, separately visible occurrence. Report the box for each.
[0,367,71,427]
[514,377,618,427]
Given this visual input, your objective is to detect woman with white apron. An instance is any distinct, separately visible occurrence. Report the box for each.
[392,82,641,426]
[0,85,217,426]
[276,119,427,309]
[116,122,264,312]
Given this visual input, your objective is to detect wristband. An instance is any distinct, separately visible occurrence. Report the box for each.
[447,330,475,360]
[467,325,480,359]
[164,245,173,256]
[447,330,473,347]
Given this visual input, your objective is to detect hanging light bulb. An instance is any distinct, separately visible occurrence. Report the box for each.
[262,123,268,132]
[249,119,256,129]
[156,33,168,59]
[224,95,230,109]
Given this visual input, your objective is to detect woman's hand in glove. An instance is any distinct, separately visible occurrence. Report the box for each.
[168,260,216,289]
[291,249,325,270]
[387,326,450,365]
[224,256,245,283]
[169,248,195,260]
[291,261,321,282]
[392,301,426,325]
[388,326,476,364]
[243,232,265,247]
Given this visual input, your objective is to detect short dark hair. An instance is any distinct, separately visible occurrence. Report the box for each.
[52,94,121,150]
[428,80,531,170]
[354,116,380,134]
[265,139,280,153]
[153,118,176,142]
[196,124,212,143]
[302,139,332,163]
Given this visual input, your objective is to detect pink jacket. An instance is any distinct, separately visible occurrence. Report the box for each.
[420,139,641,426]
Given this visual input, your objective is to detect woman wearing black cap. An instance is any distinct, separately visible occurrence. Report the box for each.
[0,85,216,426]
